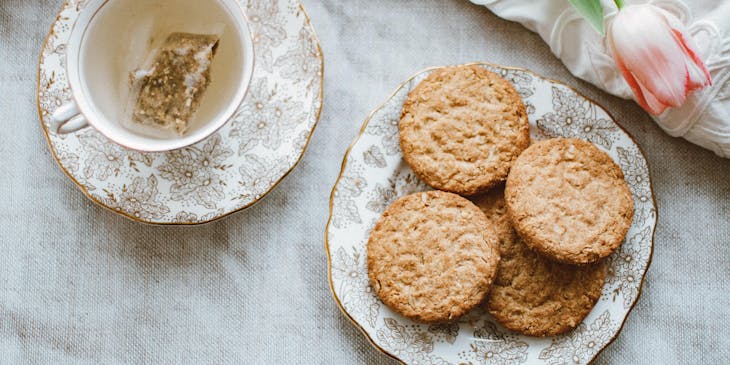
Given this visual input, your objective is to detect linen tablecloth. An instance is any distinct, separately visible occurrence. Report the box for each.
[1,0,728,363]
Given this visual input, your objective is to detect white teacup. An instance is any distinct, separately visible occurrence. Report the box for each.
[51,0,255,152]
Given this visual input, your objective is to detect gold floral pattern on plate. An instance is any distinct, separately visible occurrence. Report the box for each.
[37,0,324,224]
[325,63,657,365]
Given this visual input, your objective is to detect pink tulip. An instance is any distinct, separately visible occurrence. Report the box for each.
[608,4,711,115]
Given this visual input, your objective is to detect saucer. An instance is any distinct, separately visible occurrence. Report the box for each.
[326,63,656,365]
[37,0,323,224]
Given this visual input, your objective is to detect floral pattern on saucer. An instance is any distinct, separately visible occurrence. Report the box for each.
[38,0,323,224]
[326,63,656,365]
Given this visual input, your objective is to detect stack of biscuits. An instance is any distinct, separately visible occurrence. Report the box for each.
[367,65,634,336]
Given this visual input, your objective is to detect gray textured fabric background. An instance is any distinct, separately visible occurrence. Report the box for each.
[0,0,728,364]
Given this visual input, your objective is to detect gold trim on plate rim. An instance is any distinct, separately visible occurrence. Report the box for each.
[37,1,325,225]
[324,62,657,365]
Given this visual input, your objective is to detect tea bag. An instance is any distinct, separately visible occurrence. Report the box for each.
[130,32,220,135]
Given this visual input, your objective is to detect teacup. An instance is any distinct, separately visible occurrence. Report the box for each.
[50,0,255,152]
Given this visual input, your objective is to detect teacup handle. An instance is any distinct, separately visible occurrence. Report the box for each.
[50,102,89,134]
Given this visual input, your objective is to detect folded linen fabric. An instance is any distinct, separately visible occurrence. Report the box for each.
[470,0,730,158]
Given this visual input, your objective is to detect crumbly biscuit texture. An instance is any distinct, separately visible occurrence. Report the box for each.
[367,190,500,323]
[505,138,634,264]
[474,188,606,337]
[399,65,530,196]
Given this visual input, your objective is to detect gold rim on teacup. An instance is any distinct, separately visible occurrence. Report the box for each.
[51,0,256,152]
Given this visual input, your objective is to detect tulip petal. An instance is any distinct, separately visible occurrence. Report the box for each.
[608,4,713,115]
[671,29,712,90]
[613,51,651,112]
[636,76,670,115]
[657,7,712,89]
[610,5,689,108]
[613,50,669,115]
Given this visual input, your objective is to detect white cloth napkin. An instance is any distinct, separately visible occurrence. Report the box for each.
[470,0,730,158]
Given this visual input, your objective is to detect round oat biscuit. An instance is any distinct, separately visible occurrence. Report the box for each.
[399,65,530,196]
[505,138,634,265]
[367,190,501,323]
[474,187,606,337]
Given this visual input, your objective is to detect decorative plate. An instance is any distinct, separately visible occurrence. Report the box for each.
[37,0,323,224]
[326,63,656,365]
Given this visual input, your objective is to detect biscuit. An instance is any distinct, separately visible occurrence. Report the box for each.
[399,65,530,196]
[505,138,634,264]
[367,190,500,323]
[474,187,606,337]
